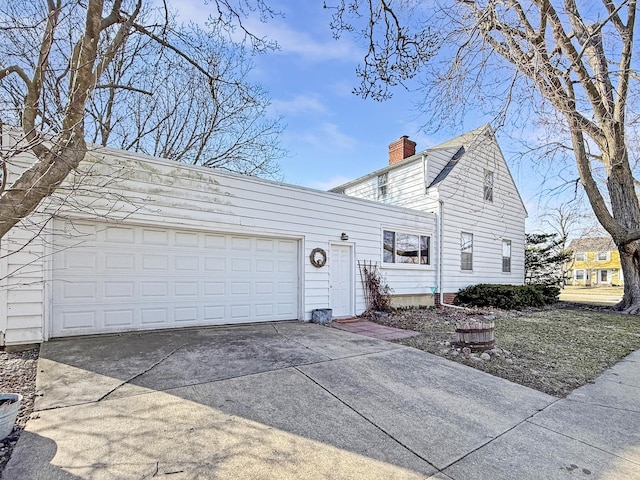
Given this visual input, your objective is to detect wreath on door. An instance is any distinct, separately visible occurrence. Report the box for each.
[310,248,327,268]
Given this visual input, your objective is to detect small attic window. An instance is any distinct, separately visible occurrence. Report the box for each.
[378,172,388,199]
[483,170,494,202]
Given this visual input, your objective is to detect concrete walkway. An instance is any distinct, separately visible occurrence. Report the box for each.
[4,321,640,479]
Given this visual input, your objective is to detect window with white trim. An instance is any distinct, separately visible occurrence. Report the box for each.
[575,252,586,261]
[502,240,511,273]
[377,172,388,199]
[383,230,430,265]
[575,269,585,280]
[483,170,494,202]
[596,251,609,261]
[461,232,473,271]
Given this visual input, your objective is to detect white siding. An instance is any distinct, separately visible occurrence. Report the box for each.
[1,132,436,344]
[338,127,526,295]
[1,222,46,344]
[437,130,525,292]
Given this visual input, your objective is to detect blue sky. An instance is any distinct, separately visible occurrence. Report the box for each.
[176,1,590,233]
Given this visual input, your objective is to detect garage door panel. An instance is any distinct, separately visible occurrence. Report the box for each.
[141,282,168,297]
[61,250,97,269]
[105,226,135,243]
[104,309,135,327]
[204,257,225,271]
[51,222,299,337]
[231,237,252,250]
[277,303,296,316]
[104,282,135,299]
[204,305,225,320]
[105,254,135,270]
[141,308,168,325]
[255,259,274,273]
[175,256,199,271]
[142,255,168,271]
[57,310,98,330]
[174,307,198,323]
[175,282,198,297]
[175,231,199,247]
[204,282,225,296]
[141,228,169,245]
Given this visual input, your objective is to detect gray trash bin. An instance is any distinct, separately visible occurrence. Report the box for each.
[311,308,333,325]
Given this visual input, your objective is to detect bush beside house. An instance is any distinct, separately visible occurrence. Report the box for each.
[454,284,560,310]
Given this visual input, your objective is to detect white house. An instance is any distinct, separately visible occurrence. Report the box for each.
[331,125,527,305]
[0,128,437,346]
[0,125,525,347]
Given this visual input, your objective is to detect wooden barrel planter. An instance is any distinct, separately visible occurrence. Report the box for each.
[454,320,495,352]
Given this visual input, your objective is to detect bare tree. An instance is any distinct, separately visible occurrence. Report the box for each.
[84,20,284,176]
[330,1,640,313]
[0,0,281,240]
[540,202,589,286]
[541,203,588,250]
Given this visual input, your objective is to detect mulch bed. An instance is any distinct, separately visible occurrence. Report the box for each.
[0,347,39,475]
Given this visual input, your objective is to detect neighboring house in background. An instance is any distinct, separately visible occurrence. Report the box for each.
[566,237,624,286]
[331,125,527,304]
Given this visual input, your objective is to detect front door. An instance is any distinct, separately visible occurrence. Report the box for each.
[600,270,609,283]
[330,244,353,317]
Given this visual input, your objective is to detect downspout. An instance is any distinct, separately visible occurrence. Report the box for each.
[438,200,463,309]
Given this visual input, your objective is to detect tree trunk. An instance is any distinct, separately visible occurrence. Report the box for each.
[614,240,640,313]
[605,142,640,313]
[0,135,87,238]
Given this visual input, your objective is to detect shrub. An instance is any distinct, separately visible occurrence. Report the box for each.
[454,284,560,310]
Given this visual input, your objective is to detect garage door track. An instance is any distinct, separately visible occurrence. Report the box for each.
[4,322,640,479]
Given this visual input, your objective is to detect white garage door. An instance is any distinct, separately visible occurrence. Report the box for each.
[51,221,299,337]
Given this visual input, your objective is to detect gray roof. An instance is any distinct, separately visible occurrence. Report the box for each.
[427,146,465,188]
[568,237,616,252]
[330,125,489,193]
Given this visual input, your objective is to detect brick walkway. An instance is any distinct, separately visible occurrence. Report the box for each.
[330,319,420,341]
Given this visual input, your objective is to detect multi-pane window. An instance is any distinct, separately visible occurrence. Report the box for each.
[596,251,609,261]
[575,269,585,280]
[575,252,586,261]
[378,172,388,199]
[483,170,494,202]
[383,230,395,263]
[383,230,430,265]
[502,240,511,273]
[461,232,473,270]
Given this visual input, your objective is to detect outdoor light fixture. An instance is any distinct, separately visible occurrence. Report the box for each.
[341,233,349,241]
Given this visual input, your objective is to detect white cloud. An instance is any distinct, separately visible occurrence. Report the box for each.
[270,95,328,116]
[157,2,362,62]
[297,122,357,152]
[306,175,354,191]
[239,16,362,63]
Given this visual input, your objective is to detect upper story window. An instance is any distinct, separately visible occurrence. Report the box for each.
[377,172,388,199]
[483,170,494,202]
[596,251,610,261]
[461,232,473,271]
[502,240,511,273]
[383,230,430,265]
[575,252,586,261]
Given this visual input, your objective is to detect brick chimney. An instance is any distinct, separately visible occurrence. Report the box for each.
[388,136,417,165]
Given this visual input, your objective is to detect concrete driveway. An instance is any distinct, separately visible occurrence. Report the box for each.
[4,321,640,479]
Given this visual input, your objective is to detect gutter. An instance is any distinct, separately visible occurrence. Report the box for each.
[437,200,464,309]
